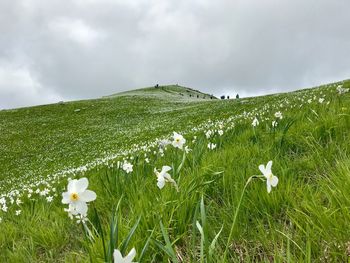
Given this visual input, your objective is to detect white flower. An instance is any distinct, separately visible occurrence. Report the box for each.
[2,204,8,212]
[274,111,283,119]
[40,188,49,196]
[15,210,21,216]
[184,146,191,154]
[62,178,96,216]
[258,161,278,193]
[113,248,137,263]
[336,85,349,94]
[172,132,186,149]
[252,118,259,127]
[46,196,53,202]
[272,120,278,127]
[218,130,224,136]
[318,98,325,104]
[205,130,213,139]
[122,162,133,173]
[76,214,88,224]
[207,143,216,150]
[154,166,178,191]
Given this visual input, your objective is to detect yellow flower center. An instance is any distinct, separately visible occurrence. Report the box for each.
[70,193,79,201]
[267,173,273,180]
[176,138,180,142]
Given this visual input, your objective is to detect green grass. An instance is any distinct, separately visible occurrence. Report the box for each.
[0,81,350,262]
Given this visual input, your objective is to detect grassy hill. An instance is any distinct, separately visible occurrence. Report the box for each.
[108,84,216,100]
[0,80,350,262]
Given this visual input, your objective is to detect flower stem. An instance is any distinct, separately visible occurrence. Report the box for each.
[222,176,254,262]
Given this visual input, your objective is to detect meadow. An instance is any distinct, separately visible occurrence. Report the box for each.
[0,82,350,262]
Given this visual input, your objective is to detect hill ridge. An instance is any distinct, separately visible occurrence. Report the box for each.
[107,84,217,100]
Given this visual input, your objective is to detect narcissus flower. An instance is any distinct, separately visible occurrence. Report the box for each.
[258,161,278,193]
[274,111,283,119]
[172,132,186,149]
[122,162,133,173]
[154,166,178,191]
[337,85,349,94]
[62,177,96,215]
[205,130,213,139]
[113,248,137,263]
[207,143,217,150]
[184,146,191,154]
[252,118,259,127]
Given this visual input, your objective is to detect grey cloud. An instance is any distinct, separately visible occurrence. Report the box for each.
[0,0,349,108]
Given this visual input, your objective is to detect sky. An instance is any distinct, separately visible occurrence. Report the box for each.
[0,0,349,109]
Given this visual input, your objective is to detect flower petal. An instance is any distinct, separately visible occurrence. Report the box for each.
[79,190,96,202]
[67,179,77,193]
[125,248,136,262]
[161,166,172,174]
[75,201,88,215]
[62,192,70,204]
[68,203,79,215]
[270,176,278,187]
[76,178,89,193]
[157,177,165,189]
[113,249,123,262]
[259,164,266,175]
[266,161,273,174]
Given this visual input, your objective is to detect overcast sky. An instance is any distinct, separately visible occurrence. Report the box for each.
[0,0,349,109]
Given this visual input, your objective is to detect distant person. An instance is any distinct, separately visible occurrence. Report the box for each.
[227,96,230,99]
[221,95,225,100]
[155,84,159,88]
[236,94,239,99]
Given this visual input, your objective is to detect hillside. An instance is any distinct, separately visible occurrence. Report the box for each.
[107,84,216,100]
[0,80,350,262]
[0,85,220,193]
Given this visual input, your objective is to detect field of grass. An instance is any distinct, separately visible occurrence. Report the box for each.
[0,81,350,262]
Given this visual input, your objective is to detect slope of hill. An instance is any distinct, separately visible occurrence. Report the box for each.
[0,85,220,194]
[0,80,350,262]
[108,84,216,100]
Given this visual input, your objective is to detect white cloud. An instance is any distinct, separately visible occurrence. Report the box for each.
[0,61,64,109]
[48,18,106,47]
